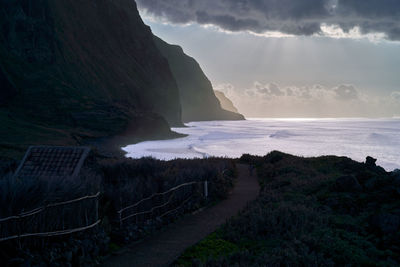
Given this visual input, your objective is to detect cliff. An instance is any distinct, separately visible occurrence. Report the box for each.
[214,90,240,114]
[154,36,245,122]
[0,0,183,157]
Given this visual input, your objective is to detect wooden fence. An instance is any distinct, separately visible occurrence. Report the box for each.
[0,179,209,242]
[0,192,100,242]
[117,180,208,227]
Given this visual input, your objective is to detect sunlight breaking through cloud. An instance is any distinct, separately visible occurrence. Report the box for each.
[319,24,387,42]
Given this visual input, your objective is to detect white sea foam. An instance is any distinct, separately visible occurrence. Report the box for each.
[122,118,400,171]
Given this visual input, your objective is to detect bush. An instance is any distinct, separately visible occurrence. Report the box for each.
[99,157,236,223]
[177,152,400,266]
[0,156,237,266]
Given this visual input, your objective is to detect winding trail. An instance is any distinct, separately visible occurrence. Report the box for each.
[101,164,260,267]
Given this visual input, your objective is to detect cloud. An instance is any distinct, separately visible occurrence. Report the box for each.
[213,82,400,117]
[137,0,400,40]
[333,85,359,100]
[255,82,285,97]
[391,91,400,101]
[246,83,340,100]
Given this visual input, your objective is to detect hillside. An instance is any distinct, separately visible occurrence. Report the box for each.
[0,0,182,158]
[154,36,245,122]
[214,90,240,114]
[177,152,400,266]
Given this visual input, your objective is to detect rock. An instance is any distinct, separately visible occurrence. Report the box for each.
[370,213,400,235]
[335,175,362,192]
[366,156,377,167]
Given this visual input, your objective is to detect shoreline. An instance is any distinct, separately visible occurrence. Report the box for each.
[119,119,400,171]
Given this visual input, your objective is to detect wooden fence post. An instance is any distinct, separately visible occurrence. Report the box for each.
[95,196,99,228]
[204,181,208,199]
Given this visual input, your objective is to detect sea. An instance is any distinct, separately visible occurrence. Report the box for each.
[122,118,400,171]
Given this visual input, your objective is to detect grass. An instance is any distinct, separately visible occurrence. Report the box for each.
[175,232,239,266]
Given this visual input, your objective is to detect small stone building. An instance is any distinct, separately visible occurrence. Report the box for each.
[14,146,91,179]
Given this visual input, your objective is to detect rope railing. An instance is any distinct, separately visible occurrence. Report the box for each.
[118,180,207,226]
[120,192,176,222]
[0,192,100,223]
[118,181,199,215]
[0,219,101,243]
[158,195,193,219]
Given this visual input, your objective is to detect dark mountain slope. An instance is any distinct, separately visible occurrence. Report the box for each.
[0,65,16,106]
[0,0,182,157]
[154,36,245,122]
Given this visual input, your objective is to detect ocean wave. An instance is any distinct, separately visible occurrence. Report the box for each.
[188,144,210,158]
[269,130,297,139]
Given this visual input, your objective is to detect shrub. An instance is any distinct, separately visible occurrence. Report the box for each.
[177,152,400,266]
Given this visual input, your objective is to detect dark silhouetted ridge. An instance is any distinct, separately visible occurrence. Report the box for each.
[0,0,182,157]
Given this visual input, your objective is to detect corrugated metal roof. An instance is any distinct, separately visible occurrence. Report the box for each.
[14,146,91,178]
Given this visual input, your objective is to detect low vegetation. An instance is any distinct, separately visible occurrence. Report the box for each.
[0,155,237,266]
[100,157,236,214]
[176,151,400,266]
[99,157,236,244]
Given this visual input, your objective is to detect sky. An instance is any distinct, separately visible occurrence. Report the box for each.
[136,0,400,118]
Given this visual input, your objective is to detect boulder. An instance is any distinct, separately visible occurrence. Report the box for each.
[366,156,377,167]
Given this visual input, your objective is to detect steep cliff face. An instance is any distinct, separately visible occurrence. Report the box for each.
[214,90,240,114]
[0,0,182,153]
[154,36,245,122]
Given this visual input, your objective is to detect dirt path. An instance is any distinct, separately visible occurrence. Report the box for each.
[100,164,260,267]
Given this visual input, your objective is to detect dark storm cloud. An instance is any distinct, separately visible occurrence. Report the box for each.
[337,0,400,40]
[137,0,400,40]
